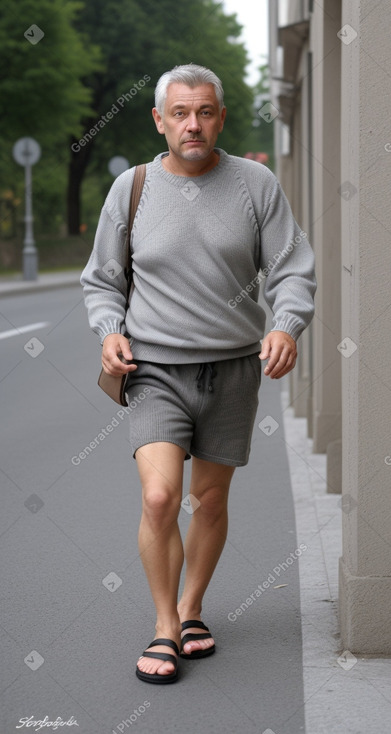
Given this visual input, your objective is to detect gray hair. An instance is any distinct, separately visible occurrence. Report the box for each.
[154,64,224,115]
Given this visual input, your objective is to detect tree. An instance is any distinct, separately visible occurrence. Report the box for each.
[243,60,275,170]
[0,0,101,145]
[0,0,101,239]
[67,0,254,234]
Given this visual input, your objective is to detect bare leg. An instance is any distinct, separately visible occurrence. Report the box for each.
[177,457,235,654]
[136,442,186,677]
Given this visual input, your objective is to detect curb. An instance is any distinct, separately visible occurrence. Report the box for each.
[0,273,82,299]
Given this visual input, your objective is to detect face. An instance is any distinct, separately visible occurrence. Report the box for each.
[152,82,226,163]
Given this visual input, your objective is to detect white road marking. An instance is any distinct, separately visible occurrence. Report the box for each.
[0,321,50,340]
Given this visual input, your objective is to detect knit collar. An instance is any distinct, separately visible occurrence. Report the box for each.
[153,148,228,186]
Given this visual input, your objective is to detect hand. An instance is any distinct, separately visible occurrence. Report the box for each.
[101,333,138,376]
[258,330,297,379]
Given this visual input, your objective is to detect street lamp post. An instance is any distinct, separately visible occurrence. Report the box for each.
[12,137,41,280]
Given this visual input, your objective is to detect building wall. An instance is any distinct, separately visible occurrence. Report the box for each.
[269,0,391,653]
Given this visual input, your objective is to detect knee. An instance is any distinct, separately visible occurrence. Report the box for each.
[197,486,228,521]
[142,486,179,521]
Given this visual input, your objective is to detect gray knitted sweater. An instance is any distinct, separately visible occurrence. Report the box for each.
[80,149,316,363]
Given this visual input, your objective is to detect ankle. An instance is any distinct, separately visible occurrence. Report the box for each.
[177,602,202,620]
[155,618,181,641]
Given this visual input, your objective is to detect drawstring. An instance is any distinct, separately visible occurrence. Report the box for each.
[195,362,217,393]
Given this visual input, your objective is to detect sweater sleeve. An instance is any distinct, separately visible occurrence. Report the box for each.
[80,174,133,344]
[259,178,317,341]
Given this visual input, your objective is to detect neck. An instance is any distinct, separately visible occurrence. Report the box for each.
[162,150,220,177]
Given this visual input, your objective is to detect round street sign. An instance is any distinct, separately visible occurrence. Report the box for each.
[108,156,129,177]
[13,137,41,166]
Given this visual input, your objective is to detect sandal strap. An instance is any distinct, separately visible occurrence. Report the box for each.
[141,651,177,666]
[146,638,180,655]
[181,632,212,647]
[181,620,210,632]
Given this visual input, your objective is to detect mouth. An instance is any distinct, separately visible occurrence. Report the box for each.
[183,139,204,144]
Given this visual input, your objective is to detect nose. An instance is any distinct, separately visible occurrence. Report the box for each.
[186,112,201,132]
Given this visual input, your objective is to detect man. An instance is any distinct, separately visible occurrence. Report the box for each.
[80,64,316,684]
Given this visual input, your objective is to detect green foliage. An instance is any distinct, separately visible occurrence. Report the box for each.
[0,0,101,143]
[1,0,261,255]
[0,0,101,249]
[244,61,275,170]
[71,0,255,200]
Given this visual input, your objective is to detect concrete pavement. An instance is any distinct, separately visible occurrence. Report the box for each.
[0,273,390,733]
[0,280,304,733]
[0,270,81,298]
[282,392,391,733]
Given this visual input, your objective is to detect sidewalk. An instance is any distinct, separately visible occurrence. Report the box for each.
[282,387,391,734]
[0,269,81,298]
[2,269,390,732]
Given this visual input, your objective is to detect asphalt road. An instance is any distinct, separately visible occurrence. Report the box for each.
[0,286,305,734]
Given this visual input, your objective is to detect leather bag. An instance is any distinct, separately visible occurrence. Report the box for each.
[97,164,146,405]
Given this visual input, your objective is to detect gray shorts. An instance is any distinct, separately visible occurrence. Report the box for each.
[124,352,262,467]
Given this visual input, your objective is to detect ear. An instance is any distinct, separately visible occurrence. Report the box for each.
[218,106,227,133]
[152,107,165,135]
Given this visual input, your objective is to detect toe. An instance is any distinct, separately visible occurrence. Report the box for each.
[182,627,215,653]
[137,657,174,675]
[137,643,178,677]
[183,638,214,653]
[156,660,175,675]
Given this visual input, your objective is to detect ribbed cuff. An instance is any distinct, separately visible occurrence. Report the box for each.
[97,320,125,345]
[271,314,305,342]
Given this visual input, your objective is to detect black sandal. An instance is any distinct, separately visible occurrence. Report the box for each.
[136,638,179,684]
[179,620,216,659]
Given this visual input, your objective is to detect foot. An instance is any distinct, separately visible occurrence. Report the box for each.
[179,616,215,657]
[136,633,181,678]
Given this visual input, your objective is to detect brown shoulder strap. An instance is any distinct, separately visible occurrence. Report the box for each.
[124,163,146,303]
[126,163,146,251]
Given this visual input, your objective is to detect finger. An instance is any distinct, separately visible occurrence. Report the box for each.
[272,363,296,379]
[102,362,136,377]
[269,354,297,379]
[264,347,285,374]
[265,348,295,377]
[103,339,133,365]
[102,352,137,376]
[259,338,271,360]
[118,338,134,361]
